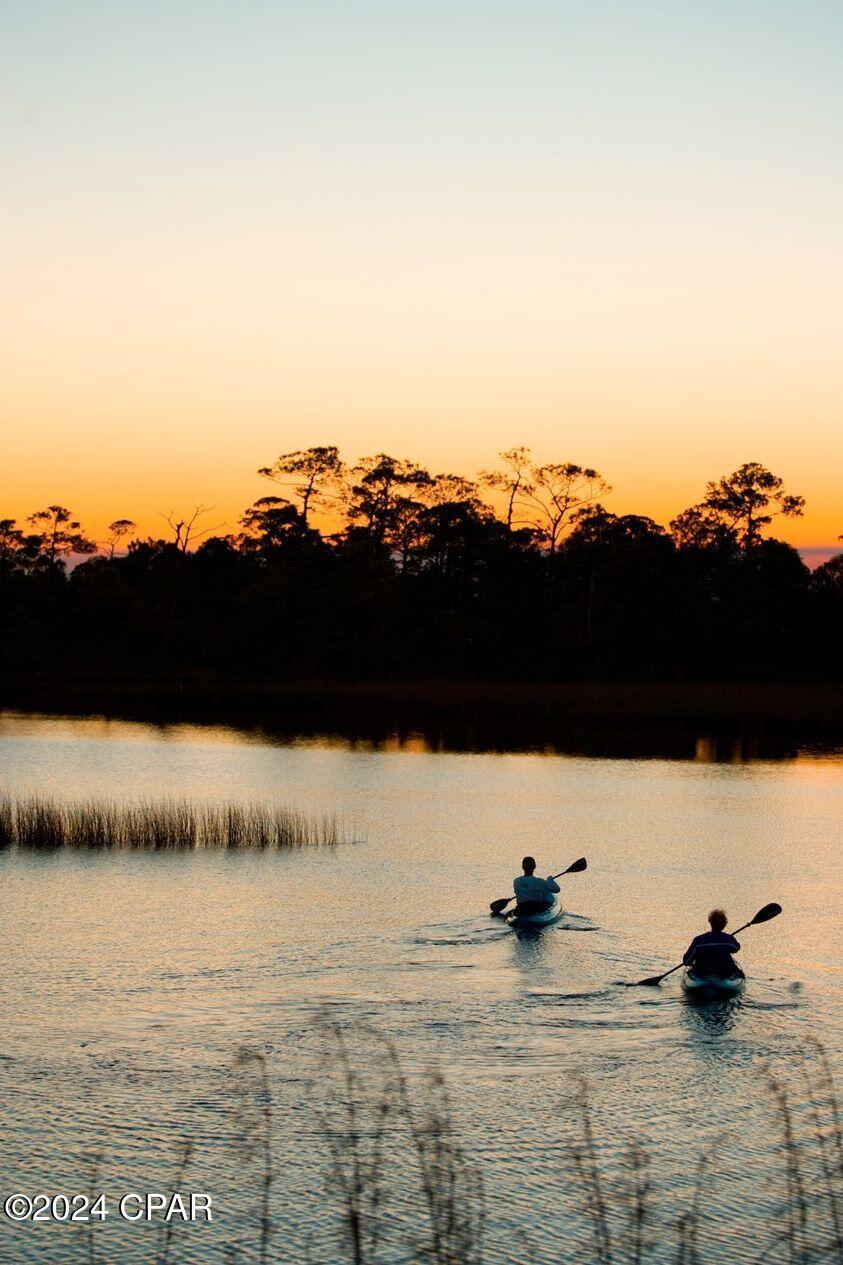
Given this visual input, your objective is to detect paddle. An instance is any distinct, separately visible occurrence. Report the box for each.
[489,857,587,916]
[633,902,782,987]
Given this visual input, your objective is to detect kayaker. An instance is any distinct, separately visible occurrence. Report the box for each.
[682,910,742,978]
[513,856,560,917]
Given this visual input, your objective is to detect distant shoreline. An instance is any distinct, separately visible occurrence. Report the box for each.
[2,676,842,741]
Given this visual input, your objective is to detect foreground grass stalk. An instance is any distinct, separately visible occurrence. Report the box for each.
[768,1071,811,1265]
[157,1140,193,1265]
[233,1049,274,1265]
[800,1044,843,1260]
[572,1089,615,1264]
[84,1151,101,1265]
[313,1021,397,1265]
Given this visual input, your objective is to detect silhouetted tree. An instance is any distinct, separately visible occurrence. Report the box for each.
[669,504,739,551]
[161,505,224,552]
[240,497,304,549]
[258,446,345,523]
[811,547,843,669]
[104,518,137,559]
[27,506,95,566]
[479,447,533,529]
[239,497,327,561]
[672,463,804,552]
[421,473,480,508]
[0,520,39,573]
[522,463,611,553]
[555,509,677,676]
[347,454,432,543]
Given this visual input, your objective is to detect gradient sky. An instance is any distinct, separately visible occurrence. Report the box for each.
[2,1,841,549]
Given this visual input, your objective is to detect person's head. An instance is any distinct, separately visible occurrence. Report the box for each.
[708,909,728,931]
[522,856,536,875]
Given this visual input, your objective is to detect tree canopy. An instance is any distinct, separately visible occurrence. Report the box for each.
[0,452,838,685]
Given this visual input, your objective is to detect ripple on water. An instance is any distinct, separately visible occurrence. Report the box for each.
[0,721,841,1264]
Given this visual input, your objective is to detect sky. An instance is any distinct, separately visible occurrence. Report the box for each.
[1,0,841,553]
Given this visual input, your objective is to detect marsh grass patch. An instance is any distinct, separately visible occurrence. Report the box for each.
[0,794,346,850]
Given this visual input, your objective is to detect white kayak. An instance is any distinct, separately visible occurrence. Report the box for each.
[682,969,745,998]
[507,901,561,928]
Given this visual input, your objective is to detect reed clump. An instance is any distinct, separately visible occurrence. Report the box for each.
[0,794,344,850]
[56,1028,840,1264]
[227,1028,839,1265]
[230,1019,484,1265]
[564,1048,843,1265]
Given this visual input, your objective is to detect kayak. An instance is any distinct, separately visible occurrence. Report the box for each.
[682,969,745,998]
[507,901,561,928]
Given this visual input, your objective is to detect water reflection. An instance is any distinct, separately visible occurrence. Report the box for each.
[1,708,840,762]
[681,992,743,1036]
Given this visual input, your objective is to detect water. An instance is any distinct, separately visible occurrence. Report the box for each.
[1,711,841,1263]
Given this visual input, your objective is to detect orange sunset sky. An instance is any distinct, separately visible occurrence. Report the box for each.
[1,3,841,556]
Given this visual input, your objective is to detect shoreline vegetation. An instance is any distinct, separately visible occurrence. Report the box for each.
[0,795,345,850]
[2,454,841,689]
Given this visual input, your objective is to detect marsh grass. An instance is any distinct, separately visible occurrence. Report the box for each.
[52,1029,842,1265]
[232,1049,274,1265]
[0,794,344,850]
[227,1027,838,1265]
[307,1019,484,1265]
[83,1150,102,1265]
[156,1140,194,1265]
[567,1052,843,1265]
[761,1043,843,1265]
[228,1019,486,1265]
[570,1086,708,1265]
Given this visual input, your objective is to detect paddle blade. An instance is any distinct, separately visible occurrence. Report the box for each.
[634,975,665,987]
[490,897,511,915]
[751,902,782,925]
[566,857,588,873]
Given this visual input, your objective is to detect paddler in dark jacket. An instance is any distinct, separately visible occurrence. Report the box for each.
[683,909,742,977]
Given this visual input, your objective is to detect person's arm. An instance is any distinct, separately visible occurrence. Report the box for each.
[727,936,741,953]
[545,876,561,894]
[682,936,700,966]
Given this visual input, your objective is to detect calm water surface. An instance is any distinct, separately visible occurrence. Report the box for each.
[1,712,841,1263]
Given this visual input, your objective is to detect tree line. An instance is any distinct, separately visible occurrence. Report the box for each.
[1,450,840,683]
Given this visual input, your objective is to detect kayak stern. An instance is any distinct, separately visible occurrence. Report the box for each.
[682,969,745,999]
[507,900,562,929]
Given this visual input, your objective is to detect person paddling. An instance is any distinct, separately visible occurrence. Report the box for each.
[682,909,742,978]
[512,856,560,918]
